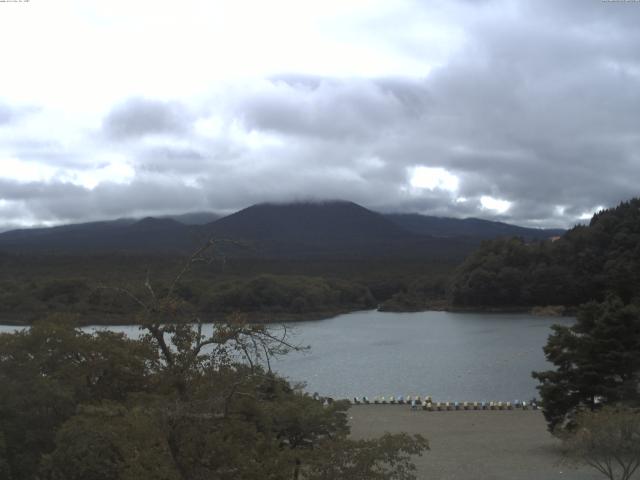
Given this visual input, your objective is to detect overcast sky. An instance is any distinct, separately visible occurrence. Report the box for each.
[0,0,639,231]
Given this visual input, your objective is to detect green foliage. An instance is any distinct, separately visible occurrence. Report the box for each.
[532,297,640,432]
[303,433,428,480]
[202,274,375,315]
[37,279,88,305]
[0,318,427,479]
[450,198,640,307]
[0,319,156,480]
[379,275,448,311]
[0,431,10,480]
[0,246,428,479]
[44,403,184,480]
[0,253,454,324]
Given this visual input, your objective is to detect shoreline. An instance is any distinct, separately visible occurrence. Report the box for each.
[0,308,358,327]
[0,304,575,327]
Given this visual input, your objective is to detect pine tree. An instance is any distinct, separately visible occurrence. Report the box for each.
[533,297,640,432]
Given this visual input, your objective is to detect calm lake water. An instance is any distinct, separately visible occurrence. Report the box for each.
[0,310,572,402]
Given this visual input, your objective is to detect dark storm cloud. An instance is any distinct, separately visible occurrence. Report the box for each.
[5,140,92,168]
[431,1,640,222]
[220,0,640,227]
[87,181,206,217]
[102,98,193,140]
[136,147,207,174]
[4,0,640,230]
[0,179,86,201]
[0,178,207,226]
[236,77,427,140]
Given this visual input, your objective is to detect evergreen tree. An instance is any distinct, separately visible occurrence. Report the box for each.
[450,198,640,308]
[532,297,640,432]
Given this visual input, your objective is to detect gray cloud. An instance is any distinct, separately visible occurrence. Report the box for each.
[2,0,640,230]
[102,98,193,140]
[0,179,86,201]
[88,181,206,217]
[136,147,207,174]
[0,104,13,125]
[236,77,427,140]
[0,178,207,227]
[5,140,92,168]
[0,102,38,126]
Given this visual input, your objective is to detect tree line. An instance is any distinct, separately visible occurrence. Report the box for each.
[514,200,640,478]
[0,253,453,324]
[443,199,640,478]
[450,198,640,308]
[0,245,428,479]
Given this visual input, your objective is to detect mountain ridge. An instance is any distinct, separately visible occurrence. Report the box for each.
[0,201,565,257]
[384,213,565,241]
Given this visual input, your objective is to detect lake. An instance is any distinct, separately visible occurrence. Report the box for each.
[0,310,572,402]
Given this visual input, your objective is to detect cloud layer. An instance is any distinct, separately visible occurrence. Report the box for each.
[0,0,639,231]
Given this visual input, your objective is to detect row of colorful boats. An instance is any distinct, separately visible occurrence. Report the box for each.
[351,396,540,410]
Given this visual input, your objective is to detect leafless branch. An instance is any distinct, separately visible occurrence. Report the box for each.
[144,268,158,305]
[97,285,150,313]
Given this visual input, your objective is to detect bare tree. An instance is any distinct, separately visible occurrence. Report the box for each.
[104,239,305,396]
[562,406,640,480]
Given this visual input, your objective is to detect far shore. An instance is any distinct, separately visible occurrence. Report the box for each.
[381,302,576,317]
[0,308,363,327]
[349,405,599,480]
[0,303,577,328]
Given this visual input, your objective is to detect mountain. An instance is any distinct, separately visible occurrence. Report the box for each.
[163,212,221,225]
[202,201,478,259]
[0,201,563,258]
[206,201,407,243]
[0,217,199,253]
[385,214,565,241]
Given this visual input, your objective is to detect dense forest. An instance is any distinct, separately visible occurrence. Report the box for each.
[0,253,453,325]
[450,198,640,308]
[1,199,638,476]
[0,243,430,479]
[445,199,640,438]
[4,199,639,323]
[0,274,428,479]
[0,200,572,323]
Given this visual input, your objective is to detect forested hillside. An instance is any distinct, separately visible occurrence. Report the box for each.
[0,252,453,325]
[450,198,640,307]
[0,201,556,260]
[385,213,564,241]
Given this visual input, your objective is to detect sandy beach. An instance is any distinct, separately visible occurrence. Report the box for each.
[348,405,602,480]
